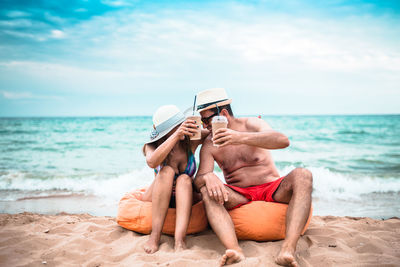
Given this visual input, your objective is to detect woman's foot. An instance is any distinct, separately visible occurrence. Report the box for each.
[219,249,245,266]
[174,239,187,252]
[143,234,160,254]
[276,246,298,267]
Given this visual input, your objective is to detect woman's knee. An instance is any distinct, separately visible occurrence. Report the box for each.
[156,166,175,182]
[176,174,192,187]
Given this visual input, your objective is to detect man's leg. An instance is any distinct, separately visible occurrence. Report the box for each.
[272,168,313,267]
[199,185,247,266]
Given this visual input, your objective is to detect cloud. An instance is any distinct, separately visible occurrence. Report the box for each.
[101,0,133,7]
[0,61,167,95]
[75,8,88,13]
[6,10,31,18]
[0,1,399,115]
[1,90,63,100]
[51,29,65,39]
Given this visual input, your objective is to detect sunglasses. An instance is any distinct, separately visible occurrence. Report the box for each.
[201,111,219,125]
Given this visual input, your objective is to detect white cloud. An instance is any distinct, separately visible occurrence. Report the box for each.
[75,8,88,13]
[1,90,63,100]
[6,10,31,18]
[71,9,400,75]
[101,0,133,7]
[1,4,399,115]
[1,30,38,40]
[44,12,65,24]
[0,61,167,94]
[1,91,33,99]
[51,29,66,39]
[0,19,33,28]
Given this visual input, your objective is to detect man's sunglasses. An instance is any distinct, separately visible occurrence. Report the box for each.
[201,111,219,125]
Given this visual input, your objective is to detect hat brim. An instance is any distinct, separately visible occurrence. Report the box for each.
[145,107,193,144]
[197,99,232,112]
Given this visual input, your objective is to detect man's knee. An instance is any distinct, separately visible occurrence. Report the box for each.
[292,168,313,190]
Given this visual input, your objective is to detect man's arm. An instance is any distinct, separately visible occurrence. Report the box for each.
[194,138,228,204]
[213,117,290,149]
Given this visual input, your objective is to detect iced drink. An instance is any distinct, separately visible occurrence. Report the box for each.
[211,115,228,146]
[187,115,201,140]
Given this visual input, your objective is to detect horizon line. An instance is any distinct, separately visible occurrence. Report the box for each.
[0,113,399,118]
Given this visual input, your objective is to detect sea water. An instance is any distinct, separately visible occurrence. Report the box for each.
[0,115,399,218]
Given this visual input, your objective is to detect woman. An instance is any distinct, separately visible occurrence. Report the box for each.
[141,105,208,254]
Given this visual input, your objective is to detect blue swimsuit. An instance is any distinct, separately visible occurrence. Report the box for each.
[154,149,197,178]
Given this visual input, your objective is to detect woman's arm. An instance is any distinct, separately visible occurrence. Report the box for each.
[144,135,180,169]
[144,120,198,168]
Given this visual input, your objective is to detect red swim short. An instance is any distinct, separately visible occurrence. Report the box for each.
[225,177,284,210]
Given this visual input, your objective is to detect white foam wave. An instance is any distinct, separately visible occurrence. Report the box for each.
[279,166,400,200]
[0,168,154,201]
[1,166,399,202]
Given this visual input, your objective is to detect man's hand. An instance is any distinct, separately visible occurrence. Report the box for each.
[212,128,242,147]
[202,172,229,204]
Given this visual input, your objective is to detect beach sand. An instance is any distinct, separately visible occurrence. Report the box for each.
[0,213,399,267]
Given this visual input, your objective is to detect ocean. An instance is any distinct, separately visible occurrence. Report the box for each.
[0,115,399,218]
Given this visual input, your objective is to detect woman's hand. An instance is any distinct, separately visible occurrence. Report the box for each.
[175,119,199,140]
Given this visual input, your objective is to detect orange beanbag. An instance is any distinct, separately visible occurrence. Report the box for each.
[117,188,208,235]
[229,201,312,241]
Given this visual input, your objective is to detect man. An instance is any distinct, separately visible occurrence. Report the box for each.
[194,88,313,266]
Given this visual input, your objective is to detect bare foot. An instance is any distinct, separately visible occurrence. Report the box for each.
[276,247,298,267]
[143,234,160,254]
[219,249,245,266]
[174,240,187,252]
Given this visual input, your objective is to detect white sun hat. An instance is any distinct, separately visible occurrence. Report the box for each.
[146,105,188,144]
[196,88,232,112]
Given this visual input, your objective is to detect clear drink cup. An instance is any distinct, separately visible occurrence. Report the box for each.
[187,113,202,140]
[211,115,228,146]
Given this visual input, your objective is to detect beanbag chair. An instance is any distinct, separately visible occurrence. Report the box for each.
[117,188,208,235]
[228,201,313,241]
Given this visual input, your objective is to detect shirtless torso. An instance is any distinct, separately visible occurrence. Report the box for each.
[212,135,280,187]
[195,115,287,192]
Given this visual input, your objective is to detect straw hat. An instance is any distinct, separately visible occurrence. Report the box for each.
[146,105,186,144]
[196,88,232,112]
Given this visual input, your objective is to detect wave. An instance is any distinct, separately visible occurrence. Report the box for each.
[1,167,399,202]
[278,166,400,200]
[336,129,369,135]
[0,168,154,201]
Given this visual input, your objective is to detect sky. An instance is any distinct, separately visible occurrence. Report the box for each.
[0,0,399,116]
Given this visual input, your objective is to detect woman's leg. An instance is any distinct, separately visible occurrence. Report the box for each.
[143,166,175,254]
[174,174,193,251]
[141,180,155,202]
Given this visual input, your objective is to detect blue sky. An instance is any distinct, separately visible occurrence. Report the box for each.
[0,0,399,116]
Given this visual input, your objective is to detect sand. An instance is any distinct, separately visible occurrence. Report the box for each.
[0,213,399,267]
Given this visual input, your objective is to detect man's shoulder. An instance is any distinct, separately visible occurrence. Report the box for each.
[238,116,269,131]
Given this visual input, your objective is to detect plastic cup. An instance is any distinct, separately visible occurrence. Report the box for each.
[187,115,201,140]
[211,115,228,146]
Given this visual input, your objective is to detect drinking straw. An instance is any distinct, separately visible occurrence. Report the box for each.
[192,95,197,115]
[215,103,220,115]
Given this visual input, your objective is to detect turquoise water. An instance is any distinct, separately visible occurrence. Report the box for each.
[0,115,399,218]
